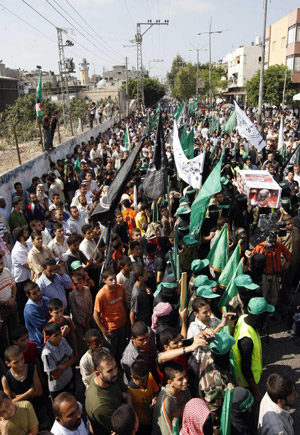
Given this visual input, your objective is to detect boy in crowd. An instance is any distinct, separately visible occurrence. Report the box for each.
[24,281,50,353]
[11,325,41,371]
[117,255,135,309]
[46,298,78,361]
[152,361,191,435]
[128,359,159,434]
[113,211,129,251]
[121,321,157,384]
[130,265,152,326]
[0,391,38,435]
[93,268,128,362]
[48,222,68,259]
[2,345,45,425]
[79,329,110,388]
[41,322,76,399]
[129,241,143,266]
[69,272,93,358]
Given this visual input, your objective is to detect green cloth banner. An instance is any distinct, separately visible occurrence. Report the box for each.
[206,224,229,274]
[189,155,223,235]
[224,110,237,135]
[220,385,234,435]
[218,243,241,289]
[218,259,243,307]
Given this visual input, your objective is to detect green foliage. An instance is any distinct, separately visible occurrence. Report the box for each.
[121,77,166,107]
[69,98,89,124]
[173,63,196,100]
[171,61,227,101]
[246,64,297,106]
[167,54,186,91]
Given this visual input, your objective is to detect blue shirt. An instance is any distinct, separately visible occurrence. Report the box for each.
[24,297,50,352]
[36,273,72,311]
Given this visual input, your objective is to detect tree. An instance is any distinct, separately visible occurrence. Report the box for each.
[246,64,297,106]
[172,63,197,100]
[198,63,228,100]
[121,77,166,107]
[167,54,186,91]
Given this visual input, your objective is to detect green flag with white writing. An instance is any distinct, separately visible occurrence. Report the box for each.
[189,155,223,235]
[218,259,243,307]
[206,224,229,274]
[35,72,42,118]
[224,110,237,135]
[121,124,131,151]
[174,102,184,120]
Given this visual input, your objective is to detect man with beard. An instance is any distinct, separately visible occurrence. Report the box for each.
[51,392,88,435]
[233,297,275,404]
[85,349,131,434]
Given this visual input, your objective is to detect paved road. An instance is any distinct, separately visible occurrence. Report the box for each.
[259,292,300,428]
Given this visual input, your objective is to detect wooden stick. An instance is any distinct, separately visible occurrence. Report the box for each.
[180,272,188,309]
[90,225,106,262]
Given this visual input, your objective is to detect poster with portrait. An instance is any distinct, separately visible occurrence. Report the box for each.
[236,170,282,208]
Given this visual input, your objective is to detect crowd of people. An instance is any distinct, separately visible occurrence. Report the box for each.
[0,101,299,434]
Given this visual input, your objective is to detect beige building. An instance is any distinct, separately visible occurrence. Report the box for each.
[265,8,300,83]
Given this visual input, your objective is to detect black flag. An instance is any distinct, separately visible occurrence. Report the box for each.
[143,114,168,201]
[91,139,143,226]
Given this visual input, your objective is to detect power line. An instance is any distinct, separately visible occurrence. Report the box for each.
[44,0,121,63]
[20,0,117,65]
[65,0,123,59]
[52,0,123,62]
[0,2,103,71]
[124,0,134,26]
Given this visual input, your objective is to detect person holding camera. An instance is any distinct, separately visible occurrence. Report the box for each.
[250,235,291,306]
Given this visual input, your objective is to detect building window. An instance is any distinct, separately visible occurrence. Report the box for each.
[286,55,294,71]
[272,41,276,51]
[297,25,300,42]
[295,55,300,72]
[288,25,296,44]
[281,36,286,48]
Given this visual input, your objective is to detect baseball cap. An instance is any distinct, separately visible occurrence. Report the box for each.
[71,260,83,271]
[210,332,236,355]
[185,187,196,194]
[194,275,217,288]
[247,297,275,315]
[191,259,209,273]
[183,234,198,245]
[196,286,220,299]
[235,274,259,290]
[176,206,191,216]
[179,197,190,205]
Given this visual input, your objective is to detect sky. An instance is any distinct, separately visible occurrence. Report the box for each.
[0,0,299,81]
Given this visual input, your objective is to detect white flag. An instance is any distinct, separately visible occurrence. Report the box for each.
[234,101,266,152]
[278,116,284,152]
[173,121,205,189]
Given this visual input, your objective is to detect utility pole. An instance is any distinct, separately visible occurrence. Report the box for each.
[57,28,75,135]
[257,0,268,128]
[189,46,207,101]
[135,20,169,105]
[198,20,227,112]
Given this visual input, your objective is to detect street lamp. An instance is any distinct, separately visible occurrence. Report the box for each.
[198,19,228,111]
[189,47,207,101]
[148,59,164,75]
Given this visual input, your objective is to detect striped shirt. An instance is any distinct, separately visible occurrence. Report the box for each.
[0,268,15,302]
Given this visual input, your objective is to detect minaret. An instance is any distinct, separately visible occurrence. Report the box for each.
[79,58,89,86]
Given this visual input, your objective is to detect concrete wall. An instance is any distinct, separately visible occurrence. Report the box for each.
[0,116,118,211]
[268,14,288,66]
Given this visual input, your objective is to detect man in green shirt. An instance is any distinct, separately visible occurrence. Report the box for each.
[85,349,132,434]
[9,197,28,234]
[0,392,38,435]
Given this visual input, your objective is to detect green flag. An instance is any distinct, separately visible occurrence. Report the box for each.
[189,156,223,235]
[173,102,184,120]
[183,128,194,159]
[224,110,237,135]
[172,418,180,435]
[210,115,220,135]
[192,96,198,112]
[220,385,234,435]
[73,157,81,173]
[218,243,241,290]
[121,124,131,151]
[218,259,243,307]
[180,125,188,147]
[35,72,42,118]
[152,200,159,222]
[206,224,229,274]
[147,113,155,135]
